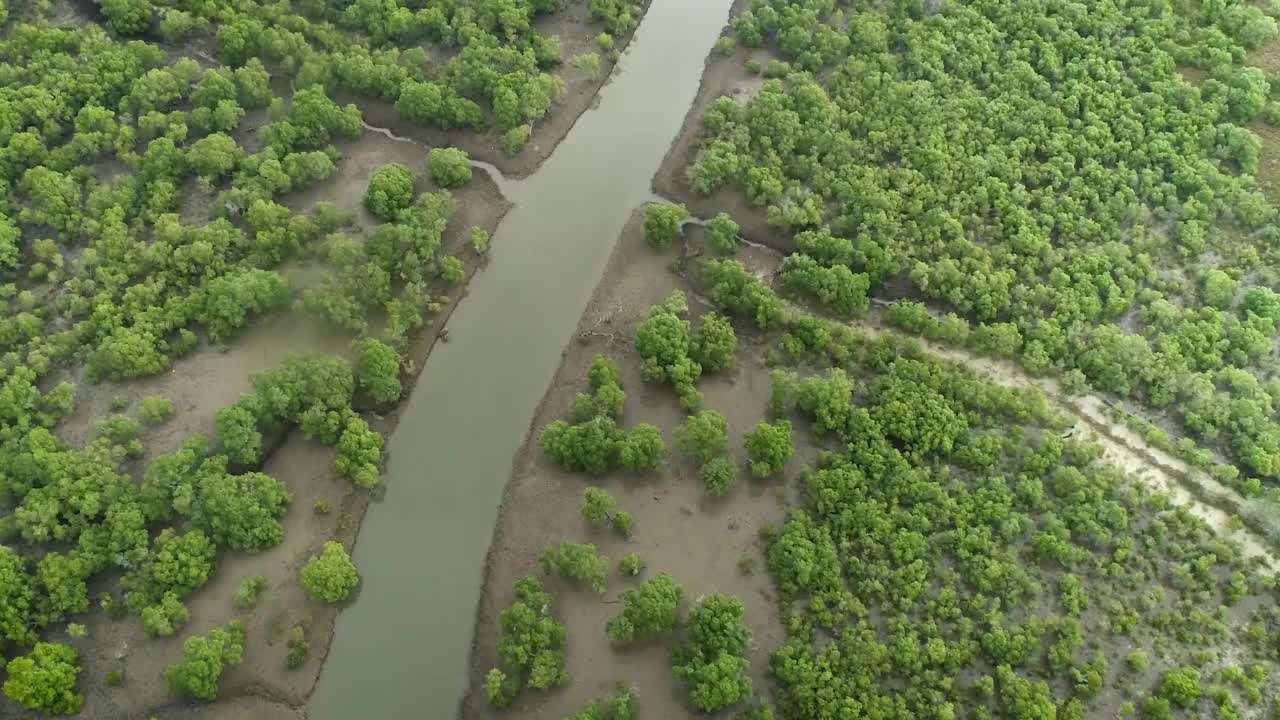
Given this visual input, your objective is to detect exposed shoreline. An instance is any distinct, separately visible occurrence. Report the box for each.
[457,213,637,720]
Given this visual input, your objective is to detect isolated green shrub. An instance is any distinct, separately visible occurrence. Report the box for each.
[286,625,309,670]
[540,542,608,593]
[701,456,737,497]
[165,621,244,701]
[364,163,416,220]
[3,643,83,715]
[744,420,793,478]
[354,337,402,404]
[301,541,359,604]
[675,411,728,464]
[619,552,645,576]
[644,202,688,250]
[607,573,682,645]
[617,423,667,472]
[582,487,618,528]
[233,575,268,609]
[427,148,472,187]
[138,395,176,425]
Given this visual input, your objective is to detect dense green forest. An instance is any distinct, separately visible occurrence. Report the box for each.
[711,274,1280,720]
[0,0,639,715]
[691,0,1280,506]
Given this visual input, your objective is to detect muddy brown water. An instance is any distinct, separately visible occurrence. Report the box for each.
[308,2,738,718]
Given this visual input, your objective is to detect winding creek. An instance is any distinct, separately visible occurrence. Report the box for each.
[309,1,738,717]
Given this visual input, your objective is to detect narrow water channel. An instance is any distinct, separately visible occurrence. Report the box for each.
[309,1,736,717]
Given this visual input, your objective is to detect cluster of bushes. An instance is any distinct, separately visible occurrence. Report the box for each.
[728,308,1271,718]
[634,290,737,410]
[673,594,753,711]
[542,354,668,474]
[0,353,387,708]
[165,620,245,702]
[302,190,458,338]
[674,410,736,496]
[607,572,683,646]
[213,354,385,486]
[485,576,567,708]
[99,0,641,154]
[671,211,1280,716]
[674,410,728,465]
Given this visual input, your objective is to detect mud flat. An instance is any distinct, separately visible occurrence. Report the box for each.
[464,209,793,719]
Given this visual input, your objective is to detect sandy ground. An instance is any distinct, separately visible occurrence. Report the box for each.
[351,0,654,180]
[462,209,818,719]
[9,129,512,720]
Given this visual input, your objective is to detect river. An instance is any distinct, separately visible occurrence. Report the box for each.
[308,1,737,717]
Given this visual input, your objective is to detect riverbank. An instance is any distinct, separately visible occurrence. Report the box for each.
[463,207,792,720]
[651,0,782,253]
[38,128,512,720]
[309,0,743,716]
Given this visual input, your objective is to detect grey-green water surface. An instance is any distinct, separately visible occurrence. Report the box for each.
[309,1,737,717]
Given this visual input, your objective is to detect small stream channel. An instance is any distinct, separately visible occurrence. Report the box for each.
[309,1,737,717]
